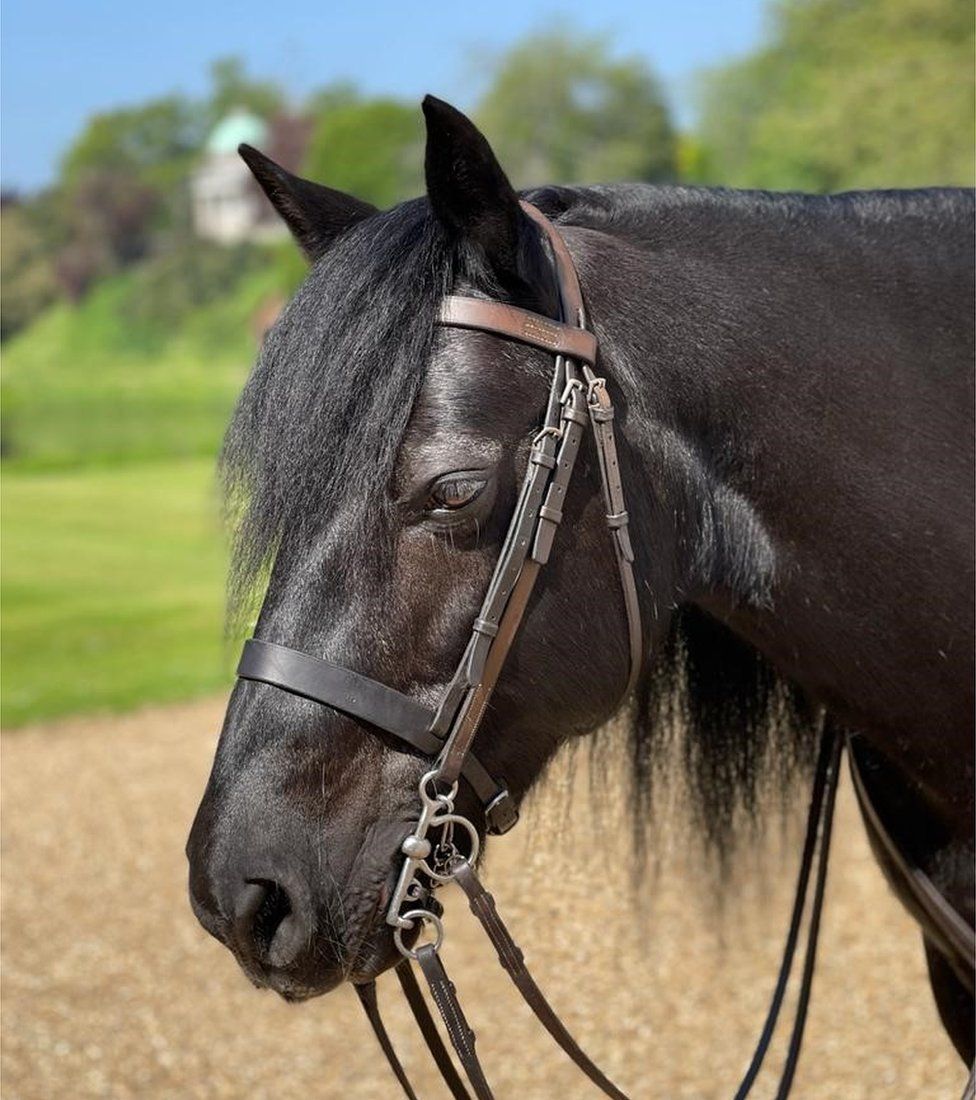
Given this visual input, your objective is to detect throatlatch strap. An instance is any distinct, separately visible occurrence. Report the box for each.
[454,862,630,1100]
[355,981,420,1100]
[416,946,495,1100]
[585,373,642,696]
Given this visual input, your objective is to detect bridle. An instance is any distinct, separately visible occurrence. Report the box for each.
[232,203,972,1098]
[238,200,641,841]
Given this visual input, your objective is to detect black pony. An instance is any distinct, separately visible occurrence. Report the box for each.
[187,97,974,1074]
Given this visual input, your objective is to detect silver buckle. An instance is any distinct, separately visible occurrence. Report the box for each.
[560,377,584,405]
[484,788,519,835]
[532,425,562,446]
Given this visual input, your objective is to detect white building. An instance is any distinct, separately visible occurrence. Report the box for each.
[191,110,286,245]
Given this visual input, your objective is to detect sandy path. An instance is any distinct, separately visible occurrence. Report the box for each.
[1,698,966,1099]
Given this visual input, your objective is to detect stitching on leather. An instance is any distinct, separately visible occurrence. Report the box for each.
[521,316,561,347]
[429,977,474,1058]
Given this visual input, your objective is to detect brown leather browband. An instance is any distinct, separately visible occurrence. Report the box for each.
[439,296,598,364]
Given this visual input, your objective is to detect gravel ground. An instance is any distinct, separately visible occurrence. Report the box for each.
[2,697,966,1099]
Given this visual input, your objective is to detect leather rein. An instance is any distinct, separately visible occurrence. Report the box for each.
[233,202,973,1098]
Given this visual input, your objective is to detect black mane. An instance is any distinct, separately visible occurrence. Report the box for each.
[221,199,451,620]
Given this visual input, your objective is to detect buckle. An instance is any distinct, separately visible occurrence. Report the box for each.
[484,788,519,835]
[560,377,584,405]
[532,425,562,446]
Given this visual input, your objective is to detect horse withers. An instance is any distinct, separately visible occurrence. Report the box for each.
[186,96,974,1086]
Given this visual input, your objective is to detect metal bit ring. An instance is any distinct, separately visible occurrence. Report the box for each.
[393,909,444,959]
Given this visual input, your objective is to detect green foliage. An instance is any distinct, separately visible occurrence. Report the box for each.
[303,98,425,208]
[2,459,230,726]
[1,257,278,469]
[696,0,975,191]
[59,60,283,193]
[271,237,310,296]
[42,58,288,307]
[304,80,362,120]
[0,204,59,339]
[476,31,676,187]
[112,239,266,342]
[61,96,204,194]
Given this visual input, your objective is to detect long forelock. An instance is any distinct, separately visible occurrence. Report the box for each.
[220,199,458,627]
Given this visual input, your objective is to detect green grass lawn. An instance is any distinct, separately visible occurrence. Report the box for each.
[2,264,278,470]
[2,458,235,727]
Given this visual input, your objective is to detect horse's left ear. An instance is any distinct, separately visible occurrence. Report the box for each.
[239,144,377,261]
[422,95,530,281]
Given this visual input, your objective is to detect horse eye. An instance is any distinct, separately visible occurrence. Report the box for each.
[426,475,487,512]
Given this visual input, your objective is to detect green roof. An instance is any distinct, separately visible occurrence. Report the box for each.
[206,110,268,155]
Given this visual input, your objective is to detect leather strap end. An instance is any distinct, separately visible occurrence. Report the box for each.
[531,520,557,565]
[464,636,491,686]
[614,526,635,564]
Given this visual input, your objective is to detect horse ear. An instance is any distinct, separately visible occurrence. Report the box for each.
[422,95,525,277]
[238,144,377,261]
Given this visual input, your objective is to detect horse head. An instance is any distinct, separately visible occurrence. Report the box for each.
[186,98,670,1000]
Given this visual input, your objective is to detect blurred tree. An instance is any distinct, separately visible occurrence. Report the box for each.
[696,0,975,190]
[46,171,159,301]
[53,238,108,303]
[0,202,59,338]
[115,238,264,343]
[304,80,362,120]
[69,172,158,265]
[476,31,676,187]
[303,98,424,208]
[58,94,202,292]
[207,57,286,127]
[46,59,289,305]
[61,96,204,193]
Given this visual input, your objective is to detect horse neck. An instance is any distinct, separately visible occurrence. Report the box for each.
[576,198,973,827]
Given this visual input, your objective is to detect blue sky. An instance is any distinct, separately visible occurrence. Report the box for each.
[1,1,766,193]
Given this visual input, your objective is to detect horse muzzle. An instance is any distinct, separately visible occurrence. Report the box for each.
[186,787,415,999]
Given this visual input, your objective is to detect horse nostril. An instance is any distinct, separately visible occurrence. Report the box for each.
[233,879,300,967]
